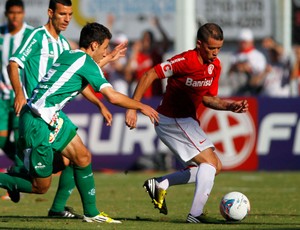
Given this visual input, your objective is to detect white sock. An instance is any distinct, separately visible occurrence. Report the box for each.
[189,163,216,217]
[156,166,198,190]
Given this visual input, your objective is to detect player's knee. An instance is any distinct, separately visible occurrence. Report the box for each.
[73,150,91,167]
[31,180,51,194]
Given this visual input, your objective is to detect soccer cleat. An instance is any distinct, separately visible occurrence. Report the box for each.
[83,212,121,224]
[7,188,20,203]
[48,206,83,219]
[143,178,168,215]
[186,213,221,224]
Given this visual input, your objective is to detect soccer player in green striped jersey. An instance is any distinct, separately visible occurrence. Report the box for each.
[7,0,113,219]
[1,22,159,223]
[0,0,33,172]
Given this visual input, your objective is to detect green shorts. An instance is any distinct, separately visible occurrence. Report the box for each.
[51,111,77,152]
[0,98,19,132]
[18,107,77,178]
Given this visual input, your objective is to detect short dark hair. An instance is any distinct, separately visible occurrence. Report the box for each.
[49,0,72,11]
[79,22,112,49]
[197,23,223,43]
[5,0,24,12]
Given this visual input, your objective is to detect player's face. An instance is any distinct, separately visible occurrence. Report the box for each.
[197,37,223,63]
[92,39,110,63]
[49,3,73,32]
[5,6,24,30]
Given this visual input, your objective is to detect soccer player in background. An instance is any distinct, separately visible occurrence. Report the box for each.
[0,22,159,223]
[125,23,249,223]
[7,0,112,219]
[0,0,33,199]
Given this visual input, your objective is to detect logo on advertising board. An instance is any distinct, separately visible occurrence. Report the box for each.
[257,98,300,170]
[197,98,258,170]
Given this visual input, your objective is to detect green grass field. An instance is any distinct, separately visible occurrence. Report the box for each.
[0,171,299,230]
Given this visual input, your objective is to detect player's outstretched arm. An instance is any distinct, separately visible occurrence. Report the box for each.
[125,68,159,129]
[7,61,26,116]
[101,86,159,126]
[202,96,248,113]
[81,86,113,126]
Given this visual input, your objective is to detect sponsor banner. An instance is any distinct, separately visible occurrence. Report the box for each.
[1,97,300,171]
[63,98,167,170]
[257,98,300,170]
[197,97,258,171]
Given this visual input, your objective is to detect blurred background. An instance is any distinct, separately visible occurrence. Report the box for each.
[0,0,299,172]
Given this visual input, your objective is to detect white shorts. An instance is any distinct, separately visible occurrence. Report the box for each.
[155,114,215,166]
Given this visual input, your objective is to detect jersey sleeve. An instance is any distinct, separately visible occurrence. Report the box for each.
[9,29,41,69]
[82,57,112,92]
[154,52,189,79]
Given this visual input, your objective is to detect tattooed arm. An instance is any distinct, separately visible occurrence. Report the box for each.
[202,96,248,113]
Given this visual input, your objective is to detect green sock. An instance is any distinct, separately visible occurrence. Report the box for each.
[0,173,32,193]
[73,164,99,217]
[50,165,75,212]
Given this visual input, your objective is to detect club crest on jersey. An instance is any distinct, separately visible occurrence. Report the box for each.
[208,64,214,75]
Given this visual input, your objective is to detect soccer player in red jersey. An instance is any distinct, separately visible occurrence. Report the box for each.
[125,23,248,223]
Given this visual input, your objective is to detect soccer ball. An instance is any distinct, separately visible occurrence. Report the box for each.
[219,191,250,221]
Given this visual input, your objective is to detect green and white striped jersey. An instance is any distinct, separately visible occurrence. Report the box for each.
[10,26,71,99]
[28,49,112,126]
[0,22,33,100]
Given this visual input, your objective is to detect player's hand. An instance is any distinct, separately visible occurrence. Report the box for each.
[139,104,159,124]
[14,93,27,116]
[100,105,113,126]
[98,41,128,67]
[109,41,128,61]
[125,109,138,129]
[229,100,248,113]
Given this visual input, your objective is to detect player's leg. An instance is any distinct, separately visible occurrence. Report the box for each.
[61,134,121,223]
[48,113,82,219]
[48,153,82,218]
[0,172,32,202]
[143,165,199,215]
[186,149,221,223]
[155,156,224,189]
[153,115,221,222]
[0,143,54,202]
[3,105,55,196]
[156,165,198,188]
[142,117,203,215]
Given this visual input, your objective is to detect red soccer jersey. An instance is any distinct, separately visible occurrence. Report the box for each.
[154,49,221,120]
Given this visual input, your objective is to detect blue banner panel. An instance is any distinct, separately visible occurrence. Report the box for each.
[64,97,164,171]
[257,98,300,170]
[1,97,300,171]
